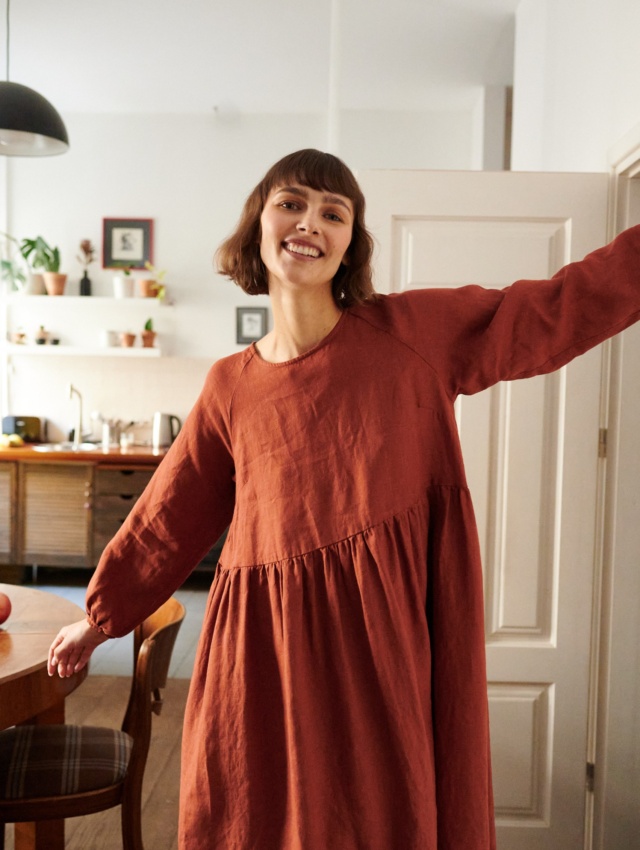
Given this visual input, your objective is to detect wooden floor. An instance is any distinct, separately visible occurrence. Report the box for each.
[3,568,210,849]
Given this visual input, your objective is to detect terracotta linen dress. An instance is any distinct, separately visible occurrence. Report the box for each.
[86,227,640,850]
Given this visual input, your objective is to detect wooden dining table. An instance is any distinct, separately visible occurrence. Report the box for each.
[0,582,88,850]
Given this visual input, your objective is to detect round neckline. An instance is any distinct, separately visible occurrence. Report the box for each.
[251,309,348,367]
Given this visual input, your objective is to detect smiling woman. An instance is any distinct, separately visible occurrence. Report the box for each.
[43,148,640,850]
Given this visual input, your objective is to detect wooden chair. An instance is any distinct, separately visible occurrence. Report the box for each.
[0,596,186,850]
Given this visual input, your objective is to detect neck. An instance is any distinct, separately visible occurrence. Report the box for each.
[257,285,342,363]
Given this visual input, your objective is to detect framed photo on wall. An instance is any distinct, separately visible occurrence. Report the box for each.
[236,307,268,344]
[103,218,153,269]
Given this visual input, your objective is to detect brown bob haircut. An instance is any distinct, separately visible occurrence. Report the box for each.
[216,149,377,308]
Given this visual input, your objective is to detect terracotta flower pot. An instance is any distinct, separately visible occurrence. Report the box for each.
[120,332,136,348]
[138,278,158,298]
[43,272,67,296]
[141,330,157,348]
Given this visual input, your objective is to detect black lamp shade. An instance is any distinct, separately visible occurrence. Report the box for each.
[0,81,69,156]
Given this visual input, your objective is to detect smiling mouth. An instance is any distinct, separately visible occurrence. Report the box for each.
[284,241,322,259]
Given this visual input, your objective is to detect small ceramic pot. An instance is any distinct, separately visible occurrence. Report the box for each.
[24,273,46,295]
[113,275,134,298]
[138,279,158,298]
[120,332,136,348]
[43,272,67,296]
[140,330,157,348]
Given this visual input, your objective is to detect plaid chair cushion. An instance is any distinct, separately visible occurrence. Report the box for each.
[0,725,133,800]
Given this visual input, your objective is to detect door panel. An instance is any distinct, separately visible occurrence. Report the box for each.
[358,169,609,850]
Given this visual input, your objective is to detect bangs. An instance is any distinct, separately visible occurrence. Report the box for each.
[260,149,363,208]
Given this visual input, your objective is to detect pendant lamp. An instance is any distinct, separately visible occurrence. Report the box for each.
[0,0,68,156]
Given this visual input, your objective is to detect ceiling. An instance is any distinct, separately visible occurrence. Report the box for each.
[5,0,519,116]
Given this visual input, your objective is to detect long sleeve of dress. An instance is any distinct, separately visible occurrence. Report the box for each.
[388,224,640,397]
[347,224,640,850]
[86,357,239,637]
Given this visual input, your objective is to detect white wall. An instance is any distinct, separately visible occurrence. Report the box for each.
[3,107,480,438]
[512,0,640,172]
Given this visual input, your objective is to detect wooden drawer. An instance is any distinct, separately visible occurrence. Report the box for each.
[92,466,155,564]
[93,492,143,518]
[94,467,154,496]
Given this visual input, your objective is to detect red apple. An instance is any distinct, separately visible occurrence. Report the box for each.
[0,591,11,624]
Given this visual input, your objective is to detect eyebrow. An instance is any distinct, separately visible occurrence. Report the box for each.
[275,185,352,213]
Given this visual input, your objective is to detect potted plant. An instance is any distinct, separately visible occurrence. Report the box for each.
[141,318,157,348]
[21,236,66,295]
[112,263,134,298]
[138,261,167,300]
[76,239,96,296]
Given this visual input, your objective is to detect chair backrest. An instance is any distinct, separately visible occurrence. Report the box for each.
[122,598,186,750]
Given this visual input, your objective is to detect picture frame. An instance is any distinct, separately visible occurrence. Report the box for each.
[236,306,268,344]
[102,218,153,269]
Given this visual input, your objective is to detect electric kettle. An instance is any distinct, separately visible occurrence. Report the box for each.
[152,412,182,449]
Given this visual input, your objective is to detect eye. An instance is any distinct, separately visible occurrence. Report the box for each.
[278,200,300,210]
[324,211,343,222]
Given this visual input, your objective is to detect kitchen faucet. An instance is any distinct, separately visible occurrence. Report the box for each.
[69,383,83,450]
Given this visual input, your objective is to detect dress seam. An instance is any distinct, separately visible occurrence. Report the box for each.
[219,483,469,571]
[227,347,260,428]
[349,306,457,403]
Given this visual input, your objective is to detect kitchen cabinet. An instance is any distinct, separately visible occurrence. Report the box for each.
[0,449,221,578]
[17,462,92,567]
[92,466,155,564]
[0,462,16,563]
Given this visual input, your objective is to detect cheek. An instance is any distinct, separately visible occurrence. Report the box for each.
[339,234,353,264]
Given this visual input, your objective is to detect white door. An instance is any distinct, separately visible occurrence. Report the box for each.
[357,169,609,850]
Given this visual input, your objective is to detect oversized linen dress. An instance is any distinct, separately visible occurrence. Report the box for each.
[86,226,640,850]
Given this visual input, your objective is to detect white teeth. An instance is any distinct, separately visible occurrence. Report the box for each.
[286,242,321,258]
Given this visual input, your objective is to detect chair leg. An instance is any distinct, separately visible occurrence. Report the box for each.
[121,780,144,850]
[0,823,5,850]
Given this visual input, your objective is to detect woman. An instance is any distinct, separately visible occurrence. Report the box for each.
[48,149,640,849]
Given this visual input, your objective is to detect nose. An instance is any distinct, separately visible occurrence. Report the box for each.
[296,210,320,235]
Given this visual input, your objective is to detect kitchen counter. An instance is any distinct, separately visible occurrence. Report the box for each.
[0,442,223,578]
[0,444,167,466]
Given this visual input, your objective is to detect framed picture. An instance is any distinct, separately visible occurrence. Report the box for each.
[236,307,268,344]
[102,218,153,269]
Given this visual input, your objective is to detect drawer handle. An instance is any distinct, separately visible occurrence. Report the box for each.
[118,494,135,501]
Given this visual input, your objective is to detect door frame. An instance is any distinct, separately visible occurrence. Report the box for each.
[591,127,640,850]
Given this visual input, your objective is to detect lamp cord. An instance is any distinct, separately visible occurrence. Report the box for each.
[5,0,9,81]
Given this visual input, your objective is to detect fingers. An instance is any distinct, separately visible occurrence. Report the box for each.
[47,632,66,677]
[47,619,110,677]
[49,642,85,678]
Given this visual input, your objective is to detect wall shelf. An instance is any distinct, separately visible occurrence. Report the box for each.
[4,293,172,356]
[7,294,171,305]
[6,344,161,358]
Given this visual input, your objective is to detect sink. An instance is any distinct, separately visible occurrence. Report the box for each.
[33,442,98,452]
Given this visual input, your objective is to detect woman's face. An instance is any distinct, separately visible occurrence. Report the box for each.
[259,183,354,296]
